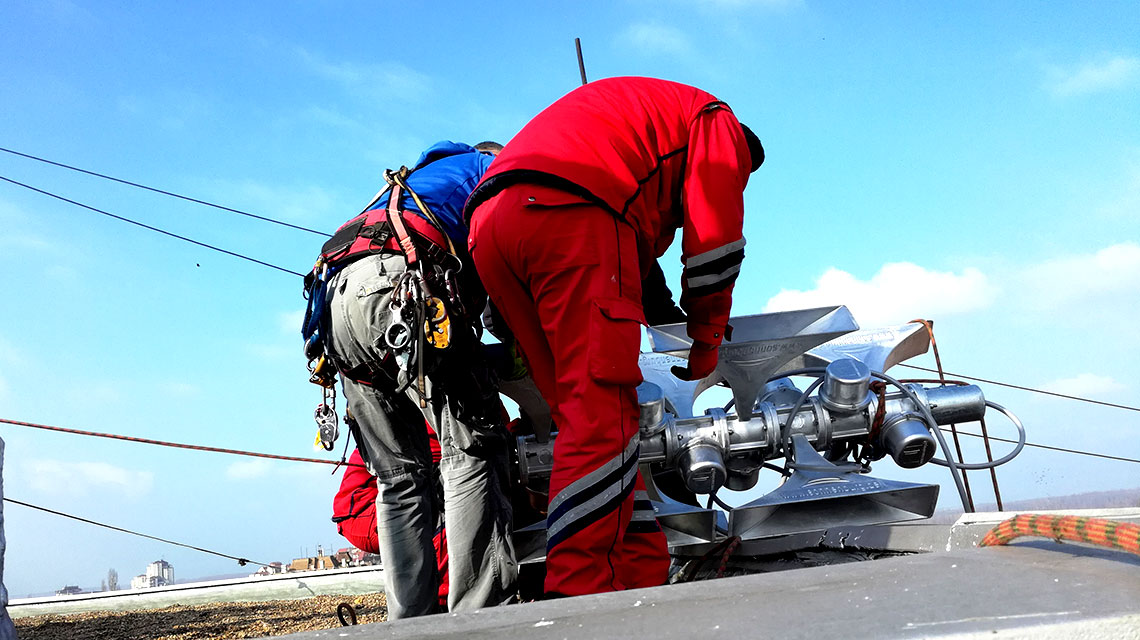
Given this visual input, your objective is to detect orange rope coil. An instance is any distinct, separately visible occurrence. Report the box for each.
[979,514,1140,556]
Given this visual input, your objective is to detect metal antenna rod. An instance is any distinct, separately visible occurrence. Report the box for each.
[575,38,588,85]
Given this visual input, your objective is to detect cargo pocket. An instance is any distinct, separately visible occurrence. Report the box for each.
[588,297,646,386]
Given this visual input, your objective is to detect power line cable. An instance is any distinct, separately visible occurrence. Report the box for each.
[900,364,1140,413]
[943,428,1140,465]
[0,175,306,278]
[4,498,270,567]
[0,146,331,237]
[6,153,1139,466]
[0,417,364,469]
[6,149,1134,418]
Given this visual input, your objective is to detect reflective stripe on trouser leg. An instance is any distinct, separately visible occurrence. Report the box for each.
[469,188,670,595]
[546,435,640,549]
[612,476,670,590]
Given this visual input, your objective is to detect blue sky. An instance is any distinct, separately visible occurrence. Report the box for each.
[1,1,1137,596]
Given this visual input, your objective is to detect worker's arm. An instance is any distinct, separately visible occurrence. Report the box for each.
[675,104,751,379]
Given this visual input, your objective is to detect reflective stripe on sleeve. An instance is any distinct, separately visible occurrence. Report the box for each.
[684,238,745,297]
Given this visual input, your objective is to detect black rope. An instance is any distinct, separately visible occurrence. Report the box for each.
[0,175,306,278]
[944,428,1140,465]
[0,146,331,237]
[901,364,1140,413]
[4,498,270,567]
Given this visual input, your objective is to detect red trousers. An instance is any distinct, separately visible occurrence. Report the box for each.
[470,185,670,596]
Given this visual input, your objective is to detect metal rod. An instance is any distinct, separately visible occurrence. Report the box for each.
[575,38,588,85]
[979,415,1004,510]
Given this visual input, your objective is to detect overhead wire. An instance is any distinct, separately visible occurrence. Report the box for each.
[0,417,365,469]
[900,364,1140,413]
[943,427,1140,465]
[4,146,1137,418]
[0,146,331,237]
[4,498,271,568]
[6,145,1140,555]
[0,175,307,278]
[3,150,1136,417]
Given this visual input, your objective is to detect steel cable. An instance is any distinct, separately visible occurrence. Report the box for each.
[900,364,1140,413]
[0,175,306,278]
[0,417,365,469]
[0,146,330,236]
[4,498,272,567]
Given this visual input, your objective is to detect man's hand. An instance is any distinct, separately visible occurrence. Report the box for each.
[671,341,719,381]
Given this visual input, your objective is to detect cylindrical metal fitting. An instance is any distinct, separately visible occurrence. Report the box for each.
[677,441,727,495]
[919,384,986,424]
[820,358,872,413]
[879,414,937,468]
[724,465,760,491]
[637,381,666,435]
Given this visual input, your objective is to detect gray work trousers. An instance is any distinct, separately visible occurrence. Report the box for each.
[326,254,517,619]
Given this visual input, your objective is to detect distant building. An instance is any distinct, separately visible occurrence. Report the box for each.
[250,561,285,577]
[130,560,175,589]
[286,547,361,573]
[147,560,174,585]
[55,585,82,596]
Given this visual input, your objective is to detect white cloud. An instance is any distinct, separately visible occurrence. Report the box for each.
[158,382,199,398]
[280,310,305,335]
[225,458,327,481]
[244,342,294,362]
[208,179,340,226]
[0,338,19,400]
[691,0,800,6]
[0,233,52,252]
[297,105,365,131]
[1098,162,1140,220]
[1041,373,1126,399]
[763,262,998,328]
[226,458,273,480]
[296,47,432,104]
[1017,242,1140,310]
[1045,56,1140,97]
[63,381,124,407]
[25,459,153,499]
[0,336,23,366]
[44,264,80,284]
[115,89,215,131]
[621,23,692,57]
[0,199,54,253]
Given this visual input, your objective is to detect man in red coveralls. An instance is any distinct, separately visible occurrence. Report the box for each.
[464,76,764,597]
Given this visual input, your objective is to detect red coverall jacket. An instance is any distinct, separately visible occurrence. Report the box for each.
[465,77,755,596]
[465,76,752,349]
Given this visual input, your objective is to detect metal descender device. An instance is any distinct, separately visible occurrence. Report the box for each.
[513,306,1026,559]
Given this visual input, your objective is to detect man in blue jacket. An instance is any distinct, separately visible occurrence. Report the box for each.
[313,141,517,618]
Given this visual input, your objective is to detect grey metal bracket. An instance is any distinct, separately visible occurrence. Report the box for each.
[778,321,931,375]
[647,306,859,420]
[728,435,940,541]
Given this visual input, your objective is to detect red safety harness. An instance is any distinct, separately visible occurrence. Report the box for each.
[317,171,452,270]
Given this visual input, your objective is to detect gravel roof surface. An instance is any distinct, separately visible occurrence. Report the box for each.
[13,592,388,640]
